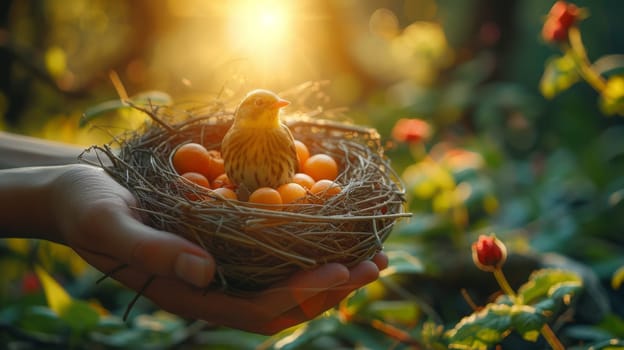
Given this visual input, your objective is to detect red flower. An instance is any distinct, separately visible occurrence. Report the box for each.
[21,272,41,294]
[472,234,507,271]
[542,1,581,43]
[392,118,431,144]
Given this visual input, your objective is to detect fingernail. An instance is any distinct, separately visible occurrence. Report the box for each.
[326,264,350,287]
[174,253,213,287]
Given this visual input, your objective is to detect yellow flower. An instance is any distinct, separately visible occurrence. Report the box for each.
[600,76,624,116]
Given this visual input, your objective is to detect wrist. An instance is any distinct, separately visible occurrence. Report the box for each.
[0,131,83,168]
[0,165,73,242]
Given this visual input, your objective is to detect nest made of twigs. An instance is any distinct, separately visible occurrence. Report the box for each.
[83,103,408,294]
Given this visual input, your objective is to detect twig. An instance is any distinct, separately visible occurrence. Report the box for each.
[460,288,481,311]
[96,263,128,284]
[125,100,176,133]
[123,275,156,321]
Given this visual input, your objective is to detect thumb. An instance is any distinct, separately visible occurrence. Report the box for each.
[83,202,216,288]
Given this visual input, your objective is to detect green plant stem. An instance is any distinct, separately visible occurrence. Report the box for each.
[568,26,607,92]
[493,267,565,350]
[408,142,426,162]
[493,268,516,298]
[541,323,565,350]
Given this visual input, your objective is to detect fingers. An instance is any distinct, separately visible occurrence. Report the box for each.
[372,252,389,271]
[258,257,383,320]
[78,248,216,320]
[255,263,349,315]
[260,259,381,334]
[54,165,214,287]
[88,205,216,287]
[80,254,261,329]
[77,248,385,335]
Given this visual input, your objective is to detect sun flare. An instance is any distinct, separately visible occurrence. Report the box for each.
[227,0,292,55]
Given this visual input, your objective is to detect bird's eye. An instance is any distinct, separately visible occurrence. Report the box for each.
[254,99,264,106]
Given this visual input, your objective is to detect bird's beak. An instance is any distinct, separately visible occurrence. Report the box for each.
[273,99,290,109]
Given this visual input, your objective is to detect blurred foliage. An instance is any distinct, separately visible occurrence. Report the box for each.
[2,0,624,349]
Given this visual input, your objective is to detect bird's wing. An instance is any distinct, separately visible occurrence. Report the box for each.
[281,123,299,173]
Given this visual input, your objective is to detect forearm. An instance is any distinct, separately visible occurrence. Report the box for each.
[0,165,64,242]
[0,132,83,168]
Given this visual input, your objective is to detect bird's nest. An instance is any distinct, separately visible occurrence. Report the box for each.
[82,101,409,294]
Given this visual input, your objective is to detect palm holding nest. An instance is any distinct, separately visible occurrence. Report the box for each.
[0,158,386,335]
[221,89,298,195]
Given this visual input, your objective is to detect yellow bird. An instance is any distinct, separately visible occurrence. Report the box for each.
[221,89,298,193]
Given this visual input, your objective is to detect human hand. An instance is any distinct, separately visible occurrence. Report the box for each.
[47,164,385,334]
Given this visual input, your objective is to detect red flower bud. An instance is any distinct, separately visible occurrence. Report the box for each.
[542,21,569,43]
[541,1,581,43]
[472,234,507,271]
[549,1,579,27]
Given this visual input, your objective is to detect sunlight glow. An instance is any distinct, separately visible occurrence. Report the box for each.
[168,0,321,87]
[227,0,292,56]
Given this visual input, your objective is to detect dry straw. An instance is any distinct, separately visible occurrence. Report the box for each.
[82,97,409,295]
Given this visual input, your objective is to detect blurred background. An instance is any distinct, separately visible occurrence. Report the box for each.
[1,0,619,141]
[2,0,624,348]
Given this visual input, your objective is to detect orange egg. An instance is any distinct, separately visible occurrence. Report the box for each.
[212,173,233,189]
[303,154,339,181]
[172,143,212,176]
[204,150,225,181]
[211,187,238,200]
[310,179,342,198]
[294,140,310,170]
[277,183,307,204]
[249,187,282,209]
[180,172,211,201]
[292,173,315,190]
[181,172,211,189]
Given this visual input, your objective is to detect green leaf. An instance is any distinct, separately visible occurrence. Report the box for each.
[612,265,624,290]
[133,311,184,333]
[568,338,624,350]
[18,305,66,335]
[339,288,370,317]
[509,305,546,342]
[381,250,424,277]
[563,325,616,342]
[0,305,20,325]
[271,317,340,350]
[446,304,512,349]
[599,314,624,338]
[447,275,581,350]
[540,53,581,99]
[89,329,144,347]
[392,214,454,239]
[421,321,446,347]
[34,266,100,334]
[593,54,624,76]
[127,311,187,347]
[130,90,173,105]
[549,281,583,303]
[189,328,268,349]
[339,321,395,349]
[80,90,172,127]
[80,99,128,127]
[533,298,556,316]
[517,269,582,305]
[364,300,420,324]
[93,315,127,333]
[61,300,100,333]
